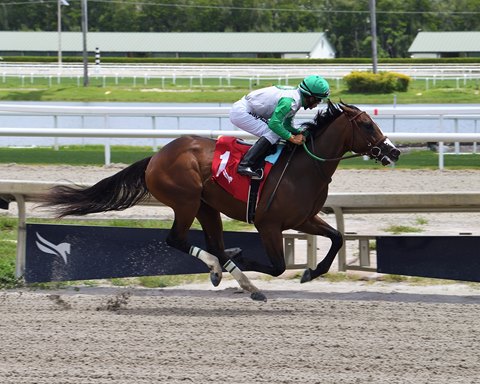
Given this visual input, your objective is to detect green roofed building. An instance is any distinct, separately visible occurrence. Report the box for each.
[0,31,335,59]
[408,31,480,58]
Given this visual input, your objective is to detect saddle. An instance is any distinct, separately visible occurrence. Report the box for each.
[211,136,284,223]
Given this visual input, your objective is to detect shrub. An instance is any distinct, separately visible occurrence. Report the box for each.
[344,71,411,93]
[392,72,411,92]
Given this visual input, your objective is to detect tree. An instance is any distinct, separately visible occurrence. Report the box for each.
[2,0,480,58]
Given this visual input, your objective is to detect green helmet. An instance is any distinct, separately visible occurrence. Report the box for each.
[299,75,330,99]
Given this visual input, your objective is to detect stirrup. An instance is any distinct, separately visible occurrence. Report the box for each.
[237,165,263,179]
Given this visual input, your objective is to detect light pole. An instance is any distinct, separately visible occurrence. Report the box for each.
[81,0,89,86]
[369,0,378,74]
[57,0,69,68]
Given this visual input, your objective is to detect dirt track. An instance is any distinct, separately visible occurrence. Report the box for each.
[1,165,480,383]
[2,164,480,193]
[1,281,480,384]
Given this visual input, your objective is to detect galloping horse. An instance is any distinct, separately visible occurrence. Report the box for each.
[42,101,400,301]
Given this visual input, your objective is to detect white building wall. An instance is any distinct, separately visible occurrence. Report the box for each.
[282,53,310,59]
[410,53,440,58]
[308,37,336,59]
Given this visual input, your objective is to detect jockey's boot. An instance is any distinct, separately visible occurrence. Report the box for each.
[237,136,273,178]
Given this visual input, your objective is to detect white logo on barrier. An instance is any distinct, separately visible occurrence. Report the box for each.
[216,150,233,183]
[35,232,70,264]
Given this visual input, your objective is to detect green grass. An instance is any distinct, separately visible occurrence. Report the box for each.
[0,218,20,288]
[136,274,210,288]
[0,145,156,165]
[1,145,479,169]
[383,224,423,234]
[383,215,429,234]
[25,216,253,232]
[1,76,479,104]
[415,216,429,225]
[340,149,480,169]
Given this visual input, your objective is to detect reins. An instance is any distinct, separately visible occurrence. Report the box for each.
[302,141,362,162]
[265,107,387,211]
[264,144,298,212]
[302,110,384,162]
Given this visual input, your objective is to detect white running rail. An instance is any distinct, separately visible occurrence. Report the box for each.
[0,103,479,169]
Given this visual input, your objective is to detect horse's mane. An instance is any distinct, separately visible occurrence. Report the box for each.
[301,100,358,136]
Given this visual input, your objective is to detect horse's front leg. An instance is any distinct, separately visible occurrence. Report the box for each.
[196,202,266,302]
[294,214,343,283]
[233,222,287,277]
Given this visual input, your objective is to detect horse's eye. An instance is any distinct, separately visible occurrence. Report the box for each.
[359,121,374,131]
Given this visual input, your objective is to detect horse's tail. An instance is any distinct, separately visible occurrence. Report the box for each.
[42,156,152,218]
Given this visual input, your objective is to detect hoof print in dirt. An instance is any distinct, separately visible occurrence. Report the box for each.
[97,292,131,312]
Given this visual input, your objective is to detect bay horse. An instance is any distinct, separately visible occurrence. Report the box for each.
[41,101,400,301]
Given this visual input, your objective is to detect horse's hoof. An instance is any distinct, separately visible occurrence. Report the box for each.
[300,268,312,283]
[210,272,221,287]
[250,291,267,302]
[225,247,242,259]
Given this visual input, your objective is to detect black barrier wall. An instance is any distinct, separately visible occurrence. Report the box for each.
[377,236,480,282]
[26,223,265,283]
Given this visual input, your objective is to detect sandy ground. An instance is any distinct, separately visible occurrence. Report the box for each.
[2,163,480,192]
[1,165,480,383]
[1,281,480,384]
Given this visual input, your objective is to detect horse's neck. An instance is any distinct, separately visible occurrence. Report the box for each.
[316,113,350,158]
[306,113,350,180]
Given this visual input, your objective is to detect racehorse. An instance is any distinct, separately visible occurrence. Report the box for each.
[41,101,400,301]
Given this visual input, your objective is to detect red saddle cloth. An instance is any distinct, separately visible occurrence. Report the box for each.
[211,136,274,203]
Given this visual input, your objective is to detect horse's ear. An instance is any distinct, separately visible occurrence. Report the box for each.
[338,100,359,112]
[325,99,334,114]
[332,99,343,113]
[327,99,339,109]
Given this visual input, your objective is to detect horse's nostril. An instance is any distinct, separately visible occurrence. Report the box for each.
[391,148,401,158]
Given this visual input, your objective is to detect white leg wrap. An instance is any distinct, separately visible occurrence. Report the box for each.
[189,246,222,275]
[224,259,259,293]
[224,259,244,280]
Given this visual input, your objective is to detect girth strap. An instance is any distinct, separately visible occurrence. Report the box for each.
[246,178,262,224]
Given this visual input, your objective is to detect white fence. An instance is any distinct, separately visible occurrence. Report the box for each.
[1,102,480,116]
[3,63,480,96]
[3,62,480,79]
[0,103,480,169]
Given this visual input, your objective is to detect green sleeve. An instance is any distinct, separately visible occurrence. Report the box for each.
[284,116,301,135]
[268,97,299,140]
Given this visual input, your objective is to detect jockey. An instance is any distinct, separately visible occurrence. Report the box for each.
[229,75,330,178]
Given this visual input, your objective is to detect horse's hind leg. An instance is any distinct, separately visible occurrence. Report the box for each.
[195,202,227,261]
[165,205,223,287]
[196,202,266,302]
[294,215,343,283]
[145,142,225,287]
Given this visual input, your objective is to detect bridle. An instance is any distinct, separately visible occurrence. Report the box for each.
[266,109,389,211]
[302,109,388,163]
[267,109,393,211]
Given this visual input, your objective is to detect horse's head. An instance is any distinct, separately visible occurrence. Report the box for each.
[340,102,400,166]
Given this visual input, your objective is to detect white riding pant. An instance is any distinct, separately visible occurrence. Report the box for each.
[229,97,281,145]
